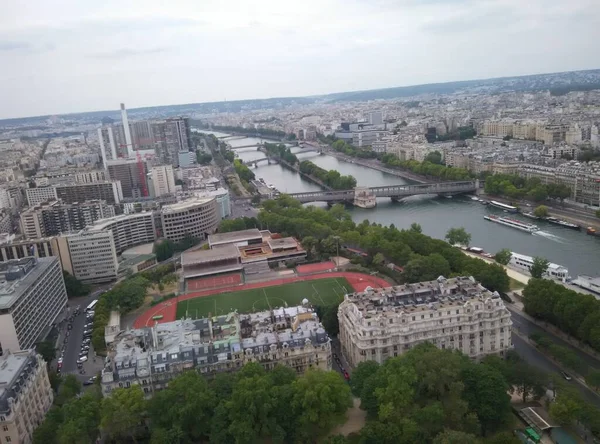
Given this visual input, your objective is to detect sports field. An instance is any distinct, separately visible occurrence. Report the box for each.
[176,277,351,319]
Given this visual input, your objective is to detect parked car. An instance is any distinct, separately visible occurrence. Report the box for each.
[561,371,572,381]
[77,356,88,363]
[343,371,350,381]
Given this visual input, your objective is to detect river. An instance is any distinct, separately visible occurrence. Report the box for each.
[214,133,600,277]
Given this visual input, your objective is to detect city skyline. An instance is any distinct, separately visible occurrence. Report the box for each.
[2,0,600,119]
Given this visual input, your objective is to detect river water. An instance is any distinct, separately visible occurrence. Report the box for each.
[219,134,600,277]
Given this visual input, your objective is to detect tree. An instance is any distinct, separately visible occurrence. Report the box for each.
[251,195,261,205]
[196,151,213,165]
[494,249,512,266]
[373,252,385,265]
[424,151,443,165]
[100,386,146,442]
[58,392,102,444]
[433,430,480,444]
[291,370,352,442]
[301,236,318,257]
[36,340,56,363]
[445,227,471,247]
[62,271,90,298]
[154,239,175,262]
[596,209,600,219]
[409,222,422,233]
[530,257,549,279]
[585,370,600,392]
[533,205,549,218]
[56,374,81,406]
[349,361,380,396]
[148,371,216,442]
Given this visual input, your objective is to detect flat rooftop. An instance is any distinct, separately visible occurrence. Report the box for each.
[182,244,241,266]
[89,212,153,231]
[268,237,298,250]
[161,197,215,213]
[209,228,263,246]
[0,257,57,310]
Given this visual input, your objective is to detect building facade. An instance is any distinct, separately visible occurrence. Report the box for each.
[20,200,115,239]
[0,257,68,352]
[107,159,148,199]
[0,350,53,444]
[56,231,119,283]
[87,212,156,255]
[150,165,176,197]
[152,118,191,167]
[25,187,57,207]
[160,197,220,243]
[101,306,331,397]
[0,236,58,264]
[54,181,123,205]
[338,276,512,366]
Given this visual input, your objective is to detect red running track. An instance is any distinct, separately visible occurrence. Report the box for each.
[186,273,243,291]
[134,271,389,328]
[296,261,336,274]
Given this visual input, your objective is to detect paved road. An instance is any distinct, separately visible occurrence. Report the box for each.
[512,334,600,409]
[509,308,600,372]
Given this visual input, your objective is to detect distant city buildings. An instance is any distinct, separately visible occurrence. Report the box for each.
[150,165,176,197]
[338,276,513,366]
[0,257,68,351]
[107,159,148,199]
[0,350,53,444]
[101,306,331,397]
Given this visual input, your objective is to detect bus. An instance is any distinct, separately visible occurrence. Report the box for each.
[86,300,98,312]
[151,315,164,321]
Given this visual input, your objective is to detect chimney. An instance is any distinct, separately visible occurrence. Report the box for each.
[120,103,134,158]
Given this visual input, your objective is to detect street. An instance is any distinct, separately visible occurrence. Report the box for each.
[512,334,600,409]
[509,308,600,371]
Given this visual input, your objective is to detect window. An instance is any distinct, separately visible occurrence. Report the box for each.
[2,426,7,432]
[6,436,12,443]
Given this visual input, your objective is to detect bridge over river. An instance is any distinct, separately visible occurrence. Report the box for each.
[235,180,479,206]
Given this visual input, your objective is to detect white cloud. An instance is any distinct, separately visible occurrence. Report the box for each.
[1,0,599,118]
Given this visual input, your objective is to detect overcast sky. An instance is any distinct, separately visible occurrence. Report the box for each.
[1,0,599,119]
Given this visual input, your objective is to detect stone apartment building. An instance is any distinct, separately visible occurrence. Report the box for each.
[338,276,512,366]
[101,306,331,397]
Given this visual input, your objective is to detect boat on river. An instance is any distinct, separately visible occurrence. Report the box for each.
[510,252,570,282]
[545,217,580,230]
[489,200,518,212]
[483,215,539,233]
[572,275,600,297]
[522,212,540,220]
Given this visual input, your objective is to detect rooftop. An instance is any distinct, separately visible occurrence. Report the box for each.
[89,212,154,231]
[343,276,503,317]
[0,257,57,310]
[0,350,38,414]
[181,244,240,266]
[208,228,263,246]
[161,197,215,213]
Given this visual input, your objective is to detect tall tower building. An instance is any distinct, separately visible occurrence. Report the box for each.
[98,126,118,168]
[120,103,134,158]
[152,118,191,166]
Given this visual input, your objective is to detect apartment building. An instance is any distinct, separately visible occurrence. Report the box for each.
[98,126,118,167]
[150,165,176,197]
[0,235,58,264]
[20,200,115,239]
[56,231,119,283]
[0,257,68,352]
[88,212,156,254]
[0,185,23,214]
[0,213,11,235]
[0,350,53,444]
[54,181,123,205]
[25,187,57,207]
[34,169,107,187]
[338,276,512,366]
[107,159,148,199]
[160,197,220,243]
[152,118,191,167]
[101,306,331,397]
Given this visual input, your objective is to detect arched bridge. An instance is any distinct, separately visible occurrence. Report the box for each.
[287,180,478,203]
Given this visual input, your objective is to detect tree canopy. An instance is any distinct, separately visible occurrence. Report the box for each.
[62,271,90,298]
[533,205,549,218]
[494,249,512,266]
[484,174,571,202]
[445,227,471,247]
[530,257,549,279]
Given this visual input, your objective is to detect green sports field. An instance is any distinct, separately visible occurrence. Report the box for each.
[176,277,351,319]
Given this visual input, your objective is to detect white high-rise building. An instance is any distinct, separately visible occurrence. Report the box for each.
[0,257,68,352]
[98,126,118,168]
[56,231,119,283]
[367,111,383,126]
[338,276,513,366]
[150,165,176,197]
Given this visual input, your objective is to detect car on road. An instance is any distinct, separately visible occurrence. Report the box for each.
[343,371,350,381]
[83,380,94,386]
[561,371,572,381]
[77,356,88,363]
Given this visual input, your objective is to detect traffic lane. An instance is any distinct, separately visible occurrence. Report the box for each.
[510,309,600,371]
[62,310,89,374]
[512,334,600,409]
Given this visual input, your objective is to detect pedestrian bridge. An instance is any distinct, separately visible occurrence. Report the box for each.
[287,180,478,203]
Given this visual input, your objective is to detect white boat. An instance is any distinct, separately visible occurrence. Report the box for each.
[490,200,518,212]
[572,275,600,297]
[510,252,570,282]
[471,197,480,202]
[483,215,539,233]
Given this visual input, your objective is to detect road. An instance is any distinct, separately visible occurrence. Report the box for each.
[512,334,600,409]
[509,308,600,372]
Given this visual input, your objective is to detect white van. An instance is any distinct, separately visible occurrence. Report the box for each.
[77,356,88,363]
